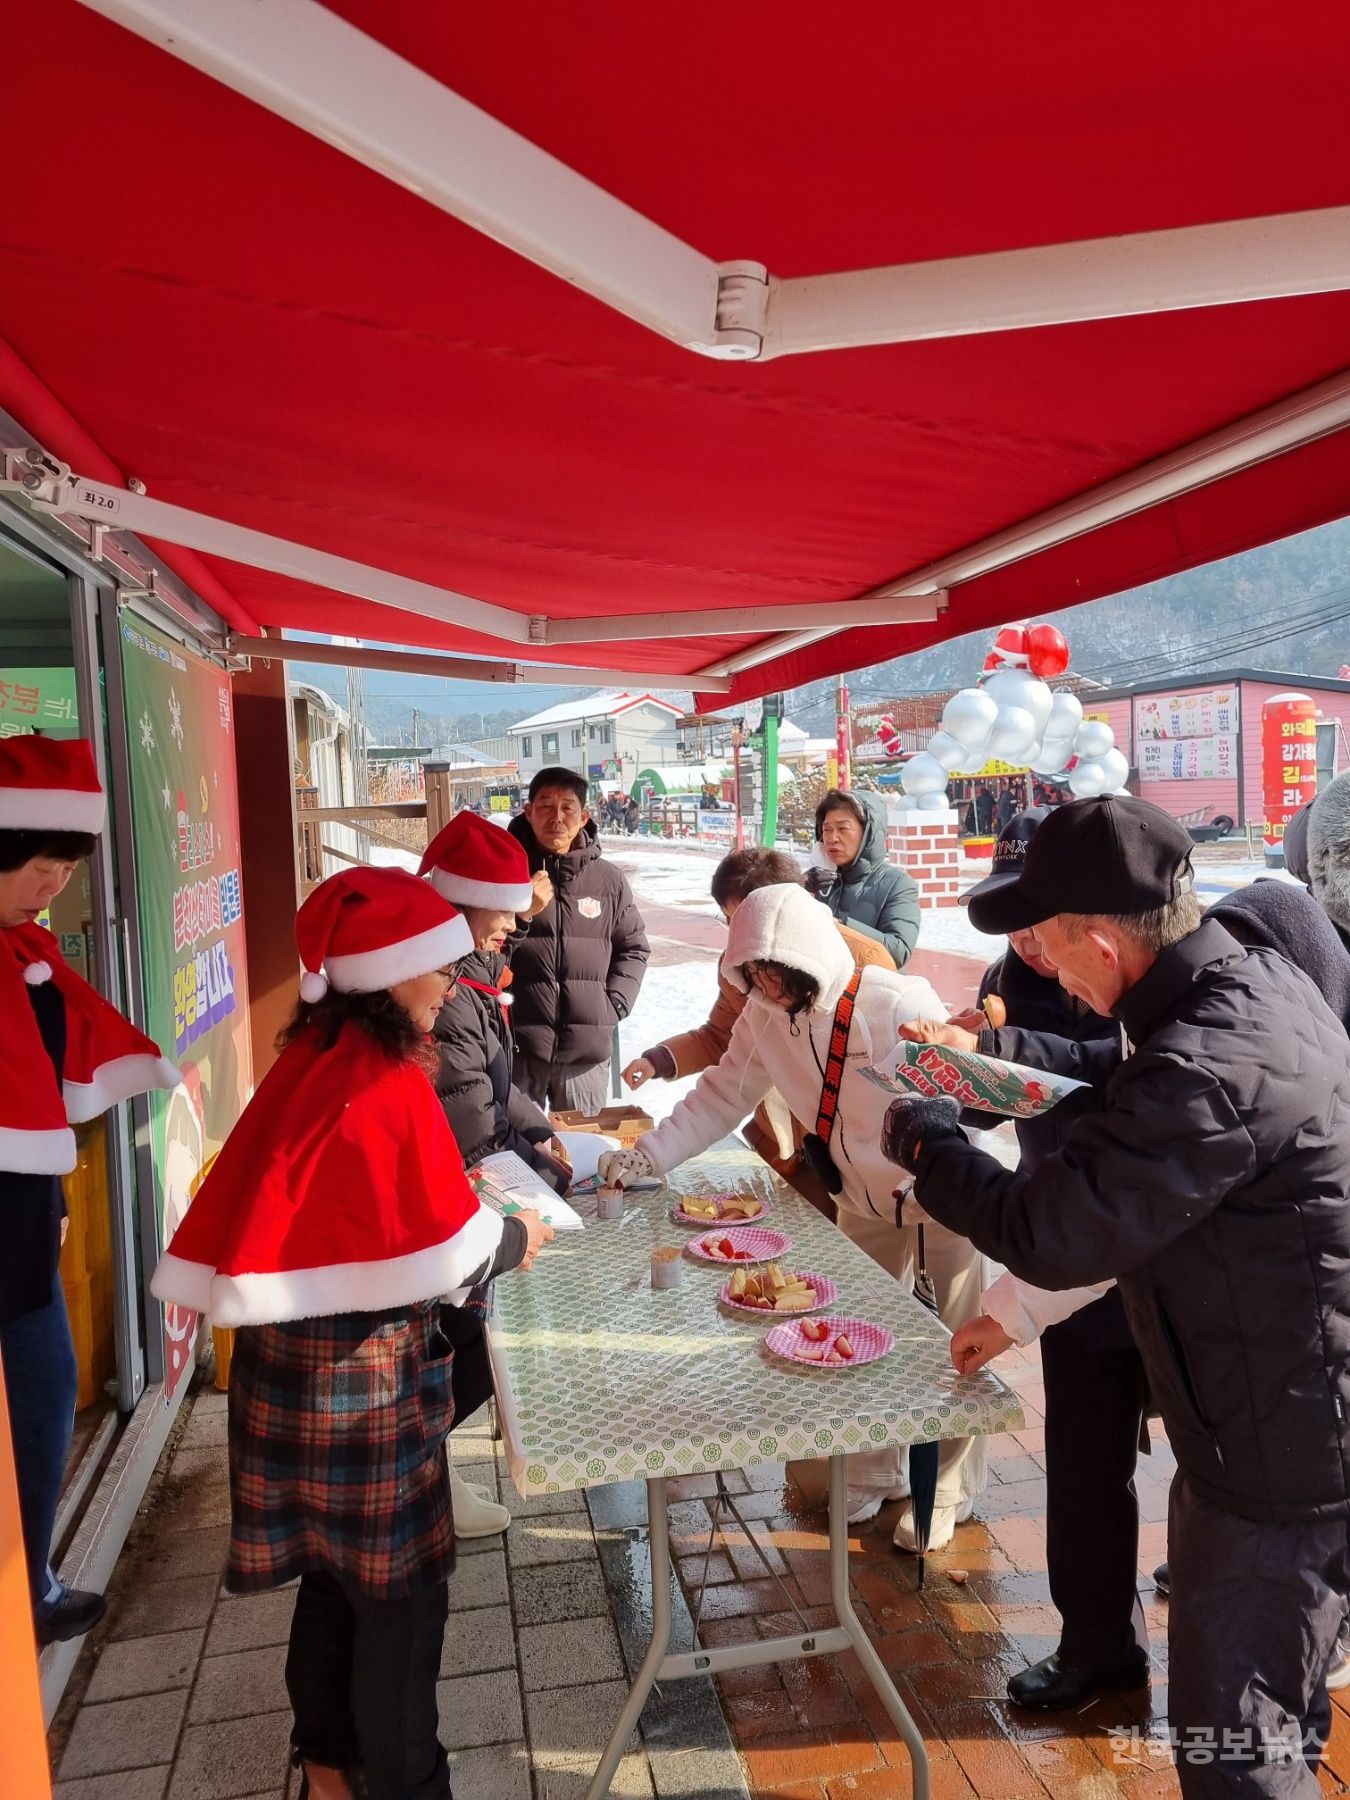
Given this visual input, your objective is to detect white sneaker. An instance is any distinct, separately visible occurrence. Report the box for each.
[847,1486,909,1525]
[1327,1651,1350,1693]
[450,1468,511,1538]
[892,1496,975,1554]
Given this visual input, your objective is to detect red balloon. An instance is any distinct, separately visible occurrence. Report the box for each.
[1026,623,1070,679]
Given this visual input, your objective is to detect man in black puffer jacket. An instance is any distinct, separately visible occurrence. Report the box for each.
[508,767,649,1112]
[884,796,1350,1798]
[952,811,1151,1714]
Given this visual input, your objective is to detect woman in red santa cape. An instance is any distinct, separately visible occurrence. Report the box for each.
[152,864,552,1800]
[0,737,179,1648]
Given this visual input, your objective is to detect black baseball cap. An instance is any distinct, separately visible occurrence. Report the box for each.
[960,807,1050,909]
[966,796,1195,935]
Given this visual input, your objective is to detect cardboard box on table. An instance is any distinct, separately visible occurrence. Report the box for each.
[549,1106,654,1146]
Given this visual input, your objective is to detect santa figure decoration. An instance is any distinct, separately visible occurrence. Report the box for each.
[900,621,1128,812]
[875,716,903,759]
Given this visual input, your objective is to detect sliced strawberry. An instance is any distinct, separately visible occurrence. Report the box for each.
[834,1334,855,1360]
[801,1319,829,1343]
[718,1237,736,1258]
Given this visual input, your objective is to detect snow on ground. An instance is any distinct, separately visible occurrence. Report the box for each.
[614,961,722,1123]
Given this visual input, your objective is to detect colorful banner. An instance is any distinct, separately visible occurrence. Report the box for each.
[863,1040,1086,1117]
[0,666,79,736]
[1138,735,1237,783]
[121,616,251,1398]
[1135,685,1238,741]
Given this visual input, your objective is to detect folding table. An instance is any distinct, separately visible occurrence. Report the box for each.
[487,1143,1023,1800]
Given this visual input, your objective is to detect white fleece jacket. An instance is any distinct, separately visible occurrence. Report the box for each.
[637,884,945,1220]
[981,1270,1116,1346]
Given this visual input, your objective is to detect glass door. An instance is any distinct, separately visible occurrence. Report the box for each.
[0,531,147,1430]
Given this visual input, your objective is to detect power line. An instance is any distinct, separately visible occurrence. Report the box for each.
[1078,584,1350,688]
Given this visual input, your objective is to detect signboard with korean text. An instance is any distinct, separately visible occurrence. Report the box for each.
[1134,686,1238,741]
[0,666,79,736]
[121,617,252,1398]
[1138,735,1238,783]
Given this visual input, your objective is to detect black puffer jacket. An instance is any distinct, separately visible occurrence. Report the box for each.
[913,918,1350,1524]
[815,790,920,967]
[506,816,649,1073]
[1208,880,1350,1031]
[431,949,557,1169]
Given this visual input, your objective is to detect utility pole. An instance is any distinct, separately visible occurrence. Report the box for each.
[835,675,851,791]
[760,694,782,846]
[411,706,421,752]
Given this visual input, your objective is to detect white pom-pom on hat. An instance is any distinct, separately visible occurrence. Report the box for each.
[298,970,329,1003]
[23,960,53,986]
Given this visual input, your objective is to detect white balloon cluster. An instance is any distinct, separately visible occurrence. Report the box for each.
[900,669,1129,812]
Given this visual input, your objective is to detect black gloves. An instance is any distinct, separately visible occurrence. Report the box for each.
[804,866,837,898]
[881,1096,963,1172]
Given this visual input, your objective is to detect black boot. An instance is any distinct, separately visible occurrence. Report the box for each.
[1153,1561,1170,1596]
[35,1588,107,1647]
[1007,1648,1150,1710]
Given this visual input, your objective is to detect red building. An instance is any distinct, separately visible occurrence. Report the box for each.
[1092,669,1350,831]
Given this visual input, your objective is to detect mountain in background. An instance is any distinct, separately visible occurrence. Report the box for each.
[289,515,1350,742]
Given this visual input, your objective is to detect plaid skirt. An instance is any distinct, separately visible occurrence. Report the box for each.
[226,1303,457,1600]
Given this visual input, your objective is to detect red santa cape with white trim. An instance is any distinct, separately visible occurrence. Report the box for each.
[2,922,180,1176]
[150,1022,503,1326]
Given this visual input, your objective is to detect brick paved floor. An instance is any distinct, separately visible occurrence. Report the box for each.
[47,1346,1350,1800]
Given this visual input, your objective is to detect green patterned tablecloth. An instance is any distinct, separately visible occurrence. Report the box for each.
[487,1142,1024,1496]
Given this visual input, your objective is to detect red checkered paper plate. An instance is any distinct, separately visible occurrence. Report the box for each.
[672,1192,767,1226]
[718,1271,838,1316]
[686,1226,792,1265]
[763,1316,895,1368]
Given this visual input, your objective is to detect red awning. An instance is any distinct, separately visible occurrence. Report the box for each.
[3,1,1350,705]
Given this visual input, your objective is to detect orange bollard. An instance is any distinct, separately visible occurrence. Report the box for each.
[0,1356,51,1799]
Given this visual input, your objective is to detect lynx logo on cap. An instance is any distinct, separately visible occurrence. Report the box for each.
[960,807,1050,909]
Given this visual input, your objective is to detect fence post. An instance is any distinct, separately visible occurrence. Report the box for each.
[423,762,454,839]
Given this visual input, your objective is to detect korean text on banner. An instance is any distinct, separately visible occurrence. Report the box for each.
[863,1039,1086,1117]
[121,617,252,1398]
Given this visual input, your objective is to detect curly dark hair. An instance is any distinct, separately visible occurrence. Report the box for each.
[278,985,439,1074]
[741,958,820,1019]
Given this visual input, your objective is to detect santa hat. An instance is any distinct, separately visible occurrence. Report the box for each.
[2,922,178,1175]
[295,865,473,1003]
[0,737,106,833]
[418,812,534,912]
[980,620,1031,676]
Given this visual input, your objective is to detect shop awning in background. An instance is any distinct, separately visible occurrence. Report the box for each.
[2,0,1350,705]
